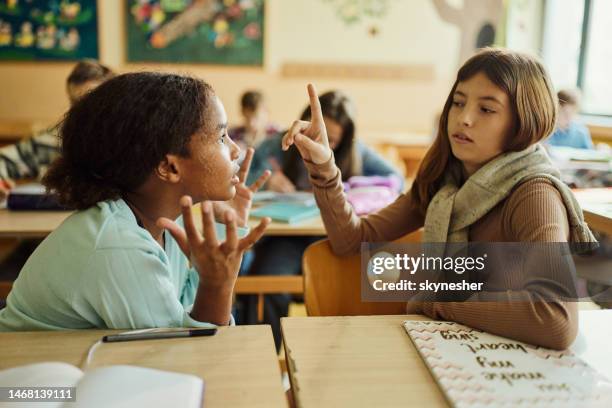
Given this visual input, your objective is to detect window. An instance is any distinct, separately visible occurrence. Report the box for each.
[543,0,612,116]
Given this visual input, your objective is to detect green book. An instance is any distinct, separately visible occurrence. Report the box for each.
[250,203,320,224]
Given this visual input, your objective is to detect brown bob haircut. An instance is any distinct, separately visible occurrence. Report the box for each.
[410,48,557,216]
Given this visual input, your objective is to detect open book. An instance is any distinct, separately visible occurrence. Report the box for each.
[404,321,612,407]
[0,362,204,408]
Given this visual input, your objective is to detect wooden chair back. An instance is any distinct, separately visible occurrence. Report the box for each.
[303,230,422,316]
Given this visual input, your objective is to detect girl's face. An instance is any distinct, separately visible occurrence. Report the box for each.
[324,116,343,150]
[447,72,514,176]
[178,96,241,202]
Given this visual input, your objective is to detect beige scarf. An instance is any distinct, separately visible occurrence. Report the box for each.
[423,144,597,247]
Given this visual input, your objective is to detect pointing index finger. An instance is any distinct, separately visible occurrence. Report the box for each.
[307,83,323,124]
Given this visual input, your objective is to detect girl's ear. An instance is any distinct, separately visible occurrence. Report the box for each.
[156,154,181,183]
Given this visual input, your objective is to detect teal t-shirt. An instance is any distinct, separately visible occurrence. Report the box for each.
[0,199,217,331]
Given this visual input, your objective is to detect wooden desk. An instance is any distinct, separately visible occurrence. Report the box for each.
[574,188,612,235]
[281,311,612,407]
[0,120,37,145]
[282,314,446,407]
[0,210,70,238]
[0,208,326,238]
[583,206,612,236]
[0,325,286,408]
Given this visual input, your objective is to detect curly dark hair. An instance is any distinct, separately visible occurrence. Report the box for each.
[44,72,215,210]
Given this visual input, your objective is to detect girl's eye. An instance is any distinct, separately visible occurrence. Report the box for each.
[452,100,464,107]
[481,107,495,114]
[219,135,226,144]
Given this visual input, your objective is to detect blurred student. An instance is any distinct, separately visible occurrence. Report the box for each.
[282,49,596,350]
[228,90,279,150]
[546,88,594,149]
[0,60,116,199]
[0,61,115,285]
[242,91,402,348]
[0,72,270,330]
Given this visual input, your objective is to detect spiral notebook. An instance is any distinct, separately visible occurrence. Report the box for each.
[403,321,612,407]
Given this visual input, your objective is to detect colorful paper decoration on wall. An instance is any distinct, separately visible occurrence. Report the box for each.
[321,0,394,25]
[0,0,98,61]
[126,0,264,65]
[321,0,396,37]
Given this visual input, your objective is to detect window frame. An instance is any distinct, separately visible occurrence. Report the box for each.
[576,0,612,118]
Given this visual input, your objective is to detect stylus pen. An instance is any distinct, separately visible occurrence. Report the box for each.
[102,328,217,343]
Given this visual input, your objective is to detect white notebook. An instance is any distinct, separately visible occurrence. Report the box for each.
[404,321,612,407]
[0,362,204,408]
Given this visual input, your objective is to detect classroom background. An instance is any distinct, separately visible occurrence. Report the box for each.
[0,1,611,406]
[1,0,610,147]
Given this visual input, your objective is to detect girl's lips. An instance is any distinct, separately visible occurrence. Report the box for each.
[231,175,240,184]
[451,133,473,144]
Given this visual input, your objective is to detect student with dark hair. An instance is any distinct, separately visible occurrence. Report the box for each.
[282,49,597,350]
[229,90,279,149]
[0,72,270,330]
[65,59,115,105]
[0,60,116,192]
[242,91,402,348]
[0,60,116,287]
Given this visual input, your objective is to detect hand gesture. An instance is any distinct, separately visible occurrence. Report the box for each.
[281,84,332,164]
[158,196,270,291]
[215,147,271,227]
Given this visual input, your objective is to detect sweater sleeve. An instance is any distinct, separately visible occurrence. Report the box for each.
[419,179,578,350]
[305,156,424,255]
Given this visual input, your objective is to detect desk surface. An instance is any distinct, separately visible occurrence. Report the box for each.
[573,188,612,235]
[1,188,608,238]
[281,311,612,408]
[0,325,286,408]
[0,207,326,238]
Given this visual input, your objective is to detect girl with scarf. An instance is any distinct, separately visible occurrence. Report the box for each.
[281,48,597,350]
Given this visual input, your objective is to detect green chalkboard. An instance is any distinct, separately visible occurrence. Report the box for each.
[0,0,98,61]
[126,0,264,65]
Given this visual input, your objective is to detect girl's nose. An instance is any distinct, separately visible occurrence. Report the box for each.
[459,107,474,127]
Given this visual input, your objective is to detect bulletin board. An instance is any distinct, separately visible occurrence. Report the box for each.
[0,0,99,61]
[126,0,264,65]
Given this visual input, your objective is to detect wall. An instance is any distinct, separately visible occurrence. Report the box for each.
[0,0,469,139]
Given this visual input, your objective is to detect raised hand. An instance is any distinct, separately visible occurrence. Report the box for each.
[281,84,333,164]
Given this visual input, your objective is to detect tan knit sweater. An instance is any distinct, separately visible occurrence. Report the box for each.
[305,157,578,350]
